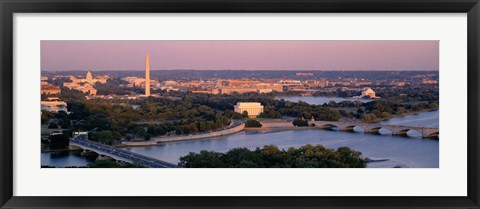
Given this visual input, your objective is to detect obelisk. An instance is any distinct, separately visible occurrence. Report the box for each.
[145,52,151,96]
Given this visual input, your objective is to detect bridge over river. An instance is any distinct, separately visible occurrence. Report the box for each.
[70,134,177,168]
[310,121,439,138]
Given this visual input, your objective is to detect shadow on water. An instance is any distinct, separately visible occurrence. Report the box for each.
[42,150,96,167]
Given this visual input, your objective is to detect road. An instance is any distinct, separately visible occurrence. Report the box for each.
[71,134,177,168]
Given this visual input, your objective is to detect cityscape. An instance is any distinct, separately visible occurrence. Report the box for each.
[41,40,439,168]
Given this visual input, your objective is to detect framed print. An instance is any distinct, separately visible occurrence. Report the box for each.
[1,0,479,208]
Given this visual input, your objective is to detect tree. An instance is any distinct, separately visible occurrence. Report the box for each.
[223,109,233,118]
[77,114,111,131]
[41,110,55,124]
[199,121,206,132]
[58,118,71,129]
[381,112,391,118]
[48,122,59,129]
[90,130,116,145]
[55,111,68,119]
[232,112,244,119]
[153,125,167,136]
[222,147,263,167]
[327,101,337,107]
[397,107,406,114]
[242,110,249,118]
[135,126,146,138]
[49,134,70,149]
[205,121,215,131]
[357,108,364,114]
[178,150,225,168]
[292,119,309,127]
[245,120,262,128]
[179,144,366,168]
[189,122,199,133]
[267,109,281,118]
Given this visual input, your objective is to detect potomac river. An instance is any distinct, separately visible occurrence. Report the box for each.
[121,110,438,168]
[41,96,439,168]
[275,96,372,105]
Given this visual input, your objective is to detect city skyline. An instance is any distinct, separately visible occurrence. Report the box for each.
[40,41,439,169]
[41,40,439,72]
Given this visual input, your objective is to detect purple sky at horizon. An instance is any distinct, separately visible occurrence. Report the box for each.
[41,40,439,71]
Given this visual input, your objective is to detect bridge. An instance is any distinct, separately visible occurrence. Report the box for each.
[310,121,439,138]
[70,134,177,168]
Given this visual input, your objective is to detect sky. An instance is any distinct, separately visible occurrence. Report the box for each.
[41,40,439,71]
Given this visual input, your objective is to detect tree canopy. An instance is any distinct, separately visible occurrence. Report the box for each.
[179,144,367,168]
[245,120,262,128]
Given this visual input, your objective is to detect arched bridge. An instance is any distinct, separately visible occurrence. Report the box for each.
[70,134,177,168]
[310,121,439,138]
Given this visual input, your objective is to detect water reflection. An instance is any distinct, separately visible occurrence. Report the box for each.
[378,110,439,128]
[123,128,438,168]
[41,150,95,167]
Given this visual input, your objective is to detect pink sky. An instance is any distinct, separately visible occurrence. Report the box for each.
[41,40,439,71]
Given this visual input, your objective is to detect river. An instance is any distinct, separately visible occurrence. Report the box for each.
[41,150,95,167]
[378,110,439,128]
[41,97,439,168]
[276,96,372,105]
[124,109,438,168]
[123,108,438,169]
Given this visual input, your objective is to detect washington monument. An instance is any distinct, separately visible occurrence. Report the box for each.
[145,52,150,96]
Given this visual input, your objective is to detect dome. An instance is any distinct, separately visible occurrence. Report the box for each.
[86,71,93,83]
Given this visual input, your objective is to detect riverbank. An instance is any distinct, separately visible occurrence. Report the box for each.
[244,126,314,131]
[42,149,75,153]
[244,120,313,131]
[42,146,82,152]
[361,109,439,123]
[120,120,314,146]
[44,109,439,168]
[119,109,438,146]
[118,128,439,168]
[121,123,246,146]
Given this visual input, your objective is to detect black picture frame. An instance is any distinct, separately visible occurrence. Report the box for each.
[1,0,479,208]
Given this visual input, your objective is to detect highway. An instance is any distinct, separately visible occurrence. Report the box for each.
[70,134,177,168]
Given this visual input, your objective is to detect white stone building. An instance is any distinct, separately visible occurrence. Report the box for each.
[360,87,380,98]
[234,102,264,118]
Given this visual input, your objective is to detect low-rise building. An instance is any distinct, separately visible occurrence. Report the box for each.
[161,80,178,86]
[279,79,301,85]
[359,87,379,98]
[41,101,69,113]
[234,102,264,118]
[41,82,61,95]
[69,71,109,85]
[296,73,314,76]
[219,87,258,94]
[305,80,329,88]
[256,83,283,92]
[63,71,109,96]
[257,89,273,94]
[122,76,158,88]
[227,80,260,87]
[64,82,97,95]
[422,79,438,84]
